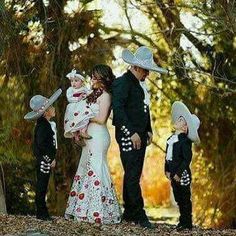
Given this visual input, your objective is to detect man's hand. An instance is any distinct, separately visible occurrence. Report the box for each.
[147,132,153,146]
[51,160,56,168]
[173,174,180,182]
[165,172,170,180]
[131,133,141,150]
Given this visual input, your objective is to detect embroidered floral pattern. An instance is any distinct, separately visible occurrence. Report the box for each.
[70,191,76,197]
[65,116,121,224]
[64,89,97,138]
[65,162,121,224]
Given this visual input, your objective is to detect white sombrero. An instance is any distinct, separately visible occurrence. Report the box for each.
[66,69,85,81]
[24,88,62,120]
[171,101,200,143]
[122,46,168,74]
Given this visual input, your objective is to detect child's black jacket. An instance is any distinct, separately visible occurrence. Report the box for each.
[33,116,56,162]
[165,133,192,178]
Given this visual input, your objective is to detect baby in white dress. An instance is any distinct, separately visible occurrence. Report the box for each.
[64,69,94,145]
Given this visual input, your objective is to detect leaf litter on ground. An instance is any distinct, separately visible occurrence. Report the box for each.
[0,215,236,236]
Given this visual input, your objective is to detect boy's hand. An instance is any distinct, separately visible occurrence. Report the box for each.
[165,172,170,179]
[51,160,56,168]
[147,132,153,146]
[173,174,180,182]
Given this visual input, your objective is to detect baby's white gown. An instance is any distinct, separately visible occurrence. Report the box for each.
[64,87,94,138]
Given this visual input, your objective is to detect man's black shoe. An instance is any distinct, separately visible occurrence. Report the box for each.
[36,215,52,221]
[122,217,134,223]
[176,225,192,231]
[174,223,182,229]
[121,213,135,223]
[135,220,155,229]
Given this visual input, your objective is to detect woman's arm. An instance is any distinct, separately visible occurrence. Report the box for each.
[67,87,88,103]
[90,93,111,125]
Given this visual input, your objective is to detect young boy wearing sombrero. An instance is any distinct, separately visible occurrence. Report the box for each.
[165,101,200,231]
[24,89,62,220]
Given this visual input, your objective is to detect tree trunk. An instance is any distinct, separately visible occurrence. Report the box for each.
[0,177,7,214]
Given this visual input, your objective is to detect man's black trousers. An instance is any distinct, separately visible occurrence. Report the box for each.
[116,132,148,222]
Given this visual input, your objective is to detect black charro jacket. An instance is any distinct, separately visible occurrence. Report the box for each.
[33,116,56,162]
[165,133,192,178]
[112,70,152,138]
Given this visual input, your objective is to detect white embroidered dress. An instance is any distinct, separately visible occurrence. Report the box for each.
[64,87,94,138]
[65,102,121,224]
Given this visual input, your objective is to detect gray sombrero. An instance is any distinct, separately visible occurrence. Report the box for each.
[171,101,200,143]
[24,88,62,120]
[122,46,168,74]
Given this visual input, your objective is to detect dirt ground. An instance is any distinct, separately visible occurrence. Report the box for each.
[0,215,236,236]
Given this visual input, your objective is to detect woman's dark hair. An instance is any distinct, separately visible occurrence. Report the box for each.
[86,64,115,104]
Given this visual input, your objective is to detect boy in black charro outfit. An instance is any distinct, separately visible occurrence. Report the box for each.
[165,101,200,231]
[24,89,62,220]
[112,46,167,228]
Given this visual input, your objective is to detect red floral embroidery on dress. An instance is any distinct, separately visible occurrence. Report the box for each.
[73,93,83,97]
[85,111,89,115]
[74,112,79,116]
[74,175,80,181]
[70,191,76,197]
[93,212,99,217]
[78,193,84,200]
[95,218,101,224]
[65,142,121,224]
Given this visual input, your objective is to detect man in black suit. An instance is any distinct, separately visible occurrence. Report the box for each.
[112,46,167,228]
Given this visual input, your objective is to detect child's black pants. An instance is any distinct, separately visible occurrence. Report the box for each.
[35,160,50,218]
[171,180,192,227]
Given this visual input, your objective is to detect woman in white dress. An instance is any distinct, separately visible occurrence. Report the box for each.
[65,64,121,224]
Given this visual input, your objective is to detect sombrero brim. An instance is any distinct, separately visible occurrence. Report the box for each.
[171,101,200,143]
[24,88,62,120]
[122,49,168,74]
